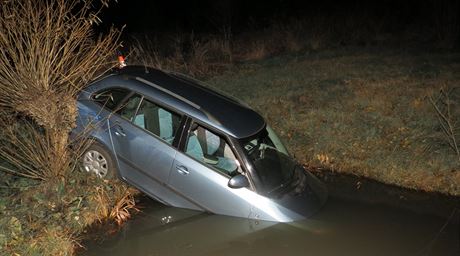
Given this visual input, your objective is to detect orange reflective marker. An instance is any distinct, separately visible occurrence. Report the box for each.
[118,55,127,68]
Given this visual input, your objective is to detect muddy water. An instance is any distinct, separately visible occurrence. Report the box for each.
[83,193,459,256]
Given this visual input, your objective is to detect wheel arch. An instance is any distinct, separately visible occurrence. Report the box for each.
[84,136,123,179]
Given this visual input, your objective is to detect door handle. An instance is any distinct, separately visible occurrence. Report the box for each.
[113,125,126,137]
[176,165,189,175]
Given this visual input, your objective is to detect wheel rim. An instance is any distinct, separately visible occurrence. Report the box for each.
[82,150,109,178]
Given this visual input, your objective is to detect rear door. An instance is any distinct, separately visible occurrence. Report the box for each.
[168,123,254,218]
[76,87,131,146]
[109,94,196,207]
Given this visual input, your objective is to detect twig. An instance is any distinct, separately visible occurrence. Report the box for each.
[429,88,460,160]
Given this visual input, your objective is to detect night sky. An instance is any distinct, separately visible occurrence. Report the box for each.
[101,0,457,39]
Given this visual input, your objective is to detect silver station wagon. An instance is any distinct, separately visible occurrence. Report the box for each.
[75,66,327,222]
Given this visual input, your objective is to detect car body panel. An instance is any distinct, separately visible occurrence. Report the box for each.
[75,100,113,150]
[108,113,176,197]
[169,151,253,218]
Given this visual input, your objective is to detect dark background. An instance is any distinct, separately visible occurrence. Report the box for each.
[101,0,460,43]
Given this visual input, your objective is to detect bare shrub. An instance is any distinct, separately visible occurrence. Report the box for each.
[128,36,164,68]
[241,40,269,61]
[184,36,212,76]
[128,35,188,73]
[217,27,234,63]
[0,116,68,180]
[0,0,121,180]
[128,33,232,77]
[429,86,460,160]
[269,20,305,52]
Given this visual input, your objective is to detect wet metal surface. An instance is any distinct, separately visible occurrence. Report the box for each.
[83,195,459,256]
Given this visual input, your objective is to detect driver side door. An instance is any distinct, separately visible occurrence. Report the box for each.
[168,123,255,218]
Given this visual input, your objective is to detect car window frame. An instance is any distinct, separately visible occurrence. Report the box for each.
[116,93,143,122]
[91,87,133,112]
[178,118,255,189]
[114,92,186,149]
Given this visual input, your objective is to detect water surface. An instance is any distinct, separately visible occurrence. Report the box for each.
[83,196,459,256]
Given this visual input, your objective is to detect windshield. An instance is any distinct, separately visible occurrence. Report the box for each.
[241,126,296,196]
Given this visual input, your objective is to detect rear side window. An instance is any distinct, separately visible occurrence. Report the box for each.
[92,88,130,111]
[133,99,182,145]
[117,94,142,121]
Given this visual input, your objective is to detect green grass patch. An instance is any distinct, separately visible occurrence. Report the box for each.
[207,49,460,196]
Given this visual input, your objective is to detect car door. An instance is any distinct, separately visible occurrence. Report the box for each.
[76,87,132,146]
[168,123,254,219]
[109,94,196,207]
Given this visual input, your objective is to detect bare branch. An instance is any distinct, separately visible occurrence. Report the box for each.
[0,0,121,181]
[429,87,460,160]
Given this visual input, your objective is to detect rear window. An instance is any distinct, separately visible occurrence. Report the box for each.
[92,88,131,111]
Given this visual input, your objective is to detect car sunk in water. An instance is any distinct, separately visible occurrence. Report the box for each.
[75,66,327,222]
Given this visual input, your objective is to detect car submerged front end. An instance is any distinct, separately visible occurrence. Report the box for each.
[235,126,328,221]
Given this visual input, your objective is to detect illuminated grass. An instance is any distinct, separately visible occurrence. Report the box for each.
[208,49,460,196]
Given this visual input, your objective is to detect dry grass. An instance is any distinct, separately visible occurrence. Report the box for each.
[125,18,333,76]
[87,180,139,226]
[208,49,460,196]
[128,33,233,77]
[31,228,77,256]
[0,171,139,255]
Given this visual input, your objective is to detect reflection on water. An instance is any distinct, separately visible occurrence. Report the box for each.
[83,197,459,256]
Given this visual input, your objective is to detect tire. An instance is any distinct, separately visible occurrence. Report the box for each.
[80,142,117,179]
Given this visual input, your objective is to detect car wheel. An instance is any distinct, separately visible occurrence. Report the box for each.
[81,143,117,179]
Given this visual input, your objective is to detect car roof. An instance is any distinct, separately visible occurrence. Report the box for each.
[111,66,265,139]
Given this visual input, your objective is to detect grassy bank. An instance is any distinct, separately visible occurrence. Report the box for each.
[0,1,139,255]
[207,48,460,196]
[0,171,137,255]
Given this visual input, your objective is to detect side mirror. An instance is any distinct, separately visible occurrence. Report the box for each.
[228,174,250,189]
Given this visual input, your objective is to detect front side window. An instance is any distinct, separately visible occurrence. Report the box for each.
[185,125,242,177]
[132,99,182,145]
[92,88,130,111]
